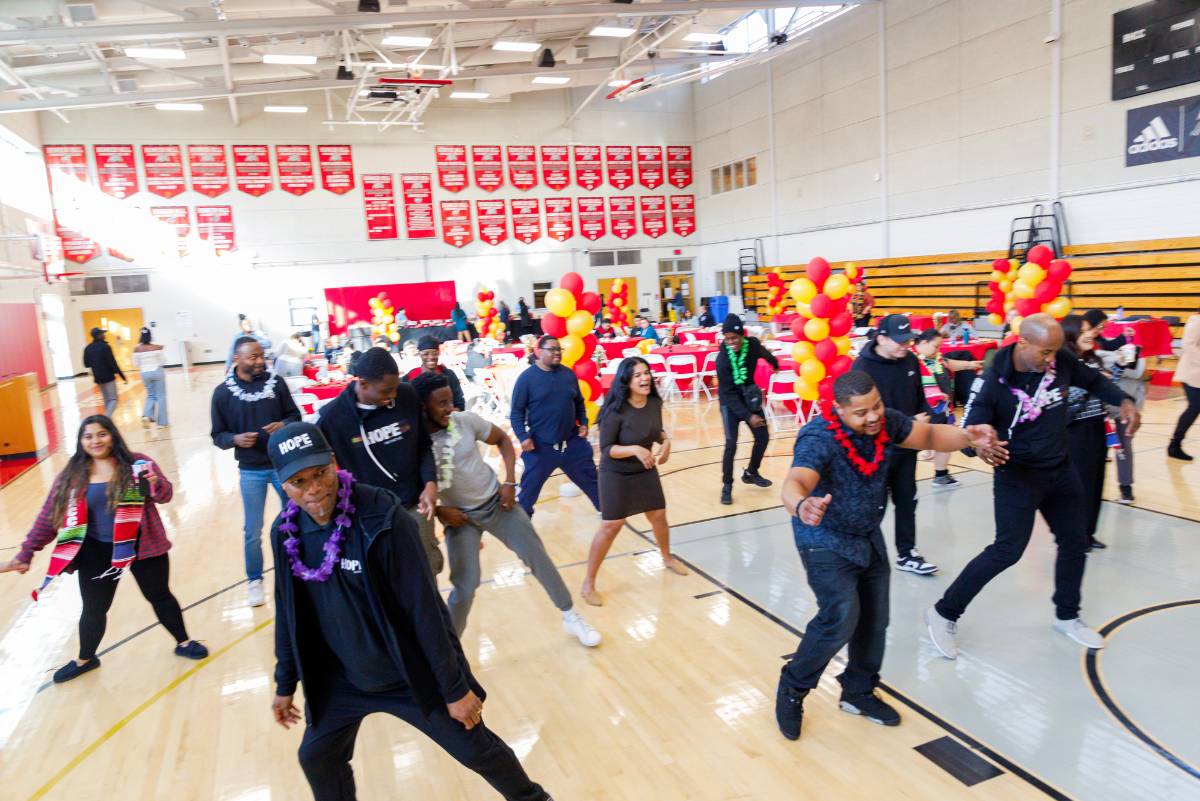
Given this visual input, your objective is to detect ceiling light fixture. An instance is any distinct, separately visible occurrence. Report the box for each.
[265,105,308,113]
[155,102,204,111]
[382,34,433,47]
[125,46,186,60]
[589,26,637,38]
[450,91,489,99]
[532,76,570,84]
[608,79,633,87]
[263,54,318,65]
[492,40,541,52]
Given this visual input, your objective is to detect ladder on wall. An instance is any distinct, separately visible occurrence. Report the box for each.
[1007,201,1069,260]
[737,239,763,298]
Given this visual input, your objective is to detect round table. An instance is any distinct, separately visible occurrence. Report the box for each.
[296,380,350,415]
[675,328,720,343]
[940,340,997,361]
[598,338,645,359]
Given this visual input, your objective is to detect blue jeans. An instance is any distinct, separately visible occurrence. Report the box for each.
[239,467,286,581]
[517,437,600,516]
[99,380,118,417]
[141,369,168,425]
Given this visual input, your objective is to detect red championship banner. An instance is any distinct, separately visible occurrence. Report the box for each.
[94,144,138,199]
[232,144,273,196]
[275,145,315,195]
[640,195,666,238]
[150,206,190,256]
[578,196,605,241]
[670,194,696,237]
[440,200,473,248]
[544,196,573,242]
[187,144,229,197]
[141,144,185,199]
[506,145,537,191]
[605,145,633,189]
[636,145,664,189]
[510,198,541,244]
[471,145,503,192]
[195,205,235,253]
[435,145,468,192]
[362,174,398,240]
[667,146,693,189]
[573,145,602,190]
[609,196,636,240]
[43,144,99,263]
[476,199,508,246]
[317,145,355,194]
[400,173,436,239]
[540,145,570,191]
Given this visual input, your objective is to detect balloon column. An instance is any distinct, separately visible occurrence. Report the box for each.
[475,288,504,340]
[542,271,603,424]
[765,268,788,318]
[367,291,401,344]
[984,244,1073,333]
[788,257,857,407]
[605,278,631,332]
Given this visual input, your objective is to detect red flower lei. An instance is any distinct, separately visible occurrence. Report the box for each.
[822,406,889,477]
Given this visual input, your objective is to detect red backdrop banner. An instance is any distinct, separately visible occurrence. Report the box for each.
[636,145,664,189]
[94,144,138,199]
[578,196,606,241]
[545,197,573,242]
[540,145,570,191]
[400,173,436,239]
[435,145,468,192]
[511,198,541,244]
[232,144,272,196]
[141,144,185,198]
[325,281,457,334]
[187,144,230,197]
[640,195,666,238]
[440,200,473,248]
[670,194,696,237]
[476,199,508,246]
[472,145,503,192]
[362,174,398,240]
[667,145,693,188]
[574,145,602,190]
[317,145,355,194]
[195,205,235,253]
[150,206,190,255]
[507,145,538,190]
[605,145,633,189]
[0,303,48,388]
[43,144,99,264]
[275,145,315,195]
[609,196,636,240]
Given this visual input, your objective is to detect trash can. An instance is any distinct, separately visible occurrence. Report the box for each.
[710,295,729,323]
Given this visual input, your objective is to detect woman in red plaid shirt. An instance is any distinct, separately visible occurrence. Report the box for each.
[1,416,207,684]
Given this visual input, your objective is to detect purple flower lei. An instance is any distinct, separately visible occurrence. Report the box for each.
[1000,360,1057,424]
[279,469,356,583]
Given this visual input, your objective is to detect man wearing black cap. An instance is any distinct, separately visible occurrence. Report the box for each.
[316,347,442,574]
[851,314,938,576]
[83,327,127,416]
[405,335,465,411]
[265,422,552,801]
[716,314,779,506]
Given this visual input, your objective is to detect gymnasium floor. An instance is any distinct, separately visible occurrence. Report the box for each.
[0,365,1197,801]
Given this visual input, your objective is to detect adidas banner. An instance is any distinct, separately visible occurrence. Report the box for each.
[1126,93,1200,167]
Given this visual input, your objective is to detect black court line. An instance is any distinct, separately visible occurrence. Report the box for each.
[692,590,723,599]
[620,520,1075,801]
[1085,599,1200,782]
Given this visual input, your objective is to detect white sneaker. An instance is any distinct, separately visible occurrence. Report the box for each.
[1053,617,1104,649]
[897,549,938,575]
[923,605,958,660]
[247,579,266,607]
[563,609,601,647]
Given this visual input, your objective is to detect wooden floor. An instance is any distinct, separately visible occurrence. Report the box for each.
[0,366,1196,801]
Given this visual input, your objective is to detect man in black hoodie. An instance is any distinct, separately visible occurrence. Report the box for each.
[716,314,779,506]
[924,314,1138,660]
[83,327,127,416]
[851,314,937,576]
[316,347,442,574]
[266,422,551,801]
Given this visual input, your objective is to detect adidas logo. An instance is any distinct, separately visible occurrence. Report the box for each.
[1128,116,1178,154]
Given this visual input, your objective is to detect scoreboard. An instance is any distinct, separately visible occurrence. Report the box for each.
[1113,0,1200,100]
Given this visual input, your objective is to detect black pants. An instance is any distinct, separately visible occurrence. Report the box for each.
[936,463,1088,622]
[1173,384,1200,443]
[885,448,918,556]
[1068,419,1107,538]
[74,535,188,660]
[720,405,769,485]
[298,679,549,801]
[779,545,889,698]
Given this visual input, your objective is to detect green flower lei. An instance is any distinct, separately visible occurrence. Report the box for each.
[725,339,750,384]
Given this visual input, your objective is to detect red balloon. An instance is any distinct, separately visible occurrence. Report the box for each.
[987,281,1000,293]
[806,257,831,289]
[828,312,853,337]
[574,358,598,381]
[1016,298,1040,318]
[1026,244,1054,267]
[829,294,849,317]
[560,271,585,298]
[582,333,597,359]
[810,294,834,319]
[586,376,602,400]
[542,313,567,338]
[790,318,809,340]
[477,291,486,301]
[1046,259,1072,284]
[828,355,853,380]
[814,338,838,365]
[992,258,1010,272]
[485,290,495,301]
[1033,280,1059,304]
[580,291,601,315]
[986,299,1002,315]
[817,376,836,401]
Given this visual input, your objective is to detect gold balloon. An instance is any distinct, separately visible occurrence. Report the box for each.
[545,288,577,318]
[560,333,584,366]
[578,379,594,402]
[1046,296,1073,319]
[834,335,852,356]
[824,274,851,301]
[999,279,1013,294]
[1012,279,1036,299]
[1017,263,1045,285]
[804,317,830,341]
[988,312,1004,325]
[800,359,826,383]
[566,310,594,337]
[790,278,817,305]
[792,341,815,363]
[797,378,820,401]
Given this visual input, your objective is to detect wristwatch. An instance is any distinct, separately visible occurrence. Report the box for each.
[793,497,806,518]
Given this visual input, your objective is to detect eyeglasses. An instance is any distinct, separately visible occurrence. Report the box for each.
[541,346,563,353]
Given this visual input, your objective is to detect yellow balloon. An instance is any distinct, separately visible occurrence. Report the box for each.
[1011,316,1023,335]
[545,288,577,318]
[845,262,859,281]
[368,298,381,309]
[989,270,1005,283]
[1012,279,1036,299]
[566,310,594,337]
[800,358,826,383]
[638,339,653,354]
[825,274,850,301]
[834,335,852,356]
[611,278,624,291]
[796,301,812,319]
[585,399,599,425]
[560,333,584,366]
[792,342,815,363]
[797,378,820,401]
[1006,268,1019,281]
[988,312,1004,325]
[790,278,817,305]
[999,280,1013,294]
[1017,263,1045,285]
[612,297,625,308]
[804,317,830,341]
[578,379,594,402]
[1046,296,1073,319]
[1004,298,1016,312]
[1008,259,1021,272]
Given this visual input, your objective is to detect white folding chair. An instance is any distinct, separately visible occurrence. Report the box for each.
[764,370,801,431]
[294,392,320,423]
[284,375,312,394]
[663,354,701,403]
[491,352,519,366]
[699,351,718,396]
[600,357,625,376]
[622,347,642,358]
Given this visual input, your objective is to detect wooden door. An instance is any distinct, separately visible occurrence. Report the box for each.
[82,308,144,374]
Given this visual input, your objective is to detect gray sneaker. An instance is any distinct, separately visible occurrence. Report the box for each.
[924,605,958,659]
[931,474,960,491]
[1053,618,1104,649]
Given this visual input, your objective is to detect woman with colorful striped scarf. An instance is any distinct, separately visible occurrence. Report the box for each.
[913,330,984,489]
[1,416,206,683]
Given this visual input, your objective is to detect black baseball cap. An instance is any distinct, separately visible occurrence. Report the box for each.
[267,422,334,483]
[876,314,915,343]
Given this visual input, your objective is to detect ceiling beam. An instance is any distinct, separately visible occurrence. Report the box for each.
[0,1,872,44]
[217,34,238,126]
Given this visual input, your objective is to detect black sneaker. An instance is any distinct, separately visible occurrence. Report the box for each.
[896,549,938,575]
[741,470,772,488]
[931,474,960,491]
[720,484,733,505]
[1118,485,1134,504]
[1088,537,1107,550]
[1168,441,1193,461]
[839,692,900,726]
[53,657,101,684]
[775,686,807,740]
[175,641,209,660]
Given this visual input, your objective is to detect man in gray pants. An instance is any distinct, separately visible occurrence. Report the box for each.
[412,371,601,648]
[83,327,127,416]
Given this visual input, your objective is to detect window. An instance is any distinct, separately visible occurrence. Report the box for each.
[711,167,721,194]
[70,276,109,295]
[289,297,317,328]
[721,164,732,192]
[734,160,745,189]
[711,157,758,195]
[110,274,150,294]
[658,258,694,274]
[532,280,552,309]
[589,250,616,267]
[715,270,741,297]
[617,250,641,266]
[721,6,850,56]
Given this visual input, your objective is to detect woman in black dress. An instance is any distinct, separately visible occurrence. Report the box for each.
[581,358,687,605]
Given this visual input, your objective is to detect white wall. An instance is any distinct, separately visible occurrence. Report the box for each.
[691,0,1200,294]
[38,84,697,369]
